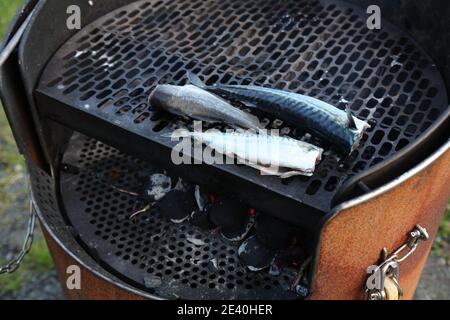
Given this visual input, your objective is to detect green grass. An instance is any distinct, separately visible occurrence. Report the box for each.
[0,0,55,296]
[0,238,54,294]
[28,237,54,272]
[432,203,450,261]
[0,1,25,206]
[0,0,23,37]
[0,0,28,209]
[1,269,24,292]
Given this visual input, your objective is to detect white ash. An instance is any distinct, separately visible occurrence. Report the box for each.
[210,258,219,270]
[390,54,403,68]
[96,52,117,69]
[338,97,349,104]
[194,185,209,211]
[221,219,254,242]
[269,263,281,276]
[238,239,249,256]
[146,173,171,201]
[174,177,193,192]
[170,214,190,224]
[74,50,87,58]
[144,276,162,289]
[186,236,206,246]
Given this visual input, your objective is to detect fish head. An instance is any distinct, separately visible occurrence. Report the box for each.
[148,84,182,112]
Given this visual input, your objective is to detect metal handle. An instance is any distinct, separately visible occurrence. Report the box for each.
[0,5,36,68]
[0,3,40,274]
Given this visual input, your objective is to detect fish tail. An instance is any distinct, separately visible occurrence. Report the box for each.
[187,71,207,89]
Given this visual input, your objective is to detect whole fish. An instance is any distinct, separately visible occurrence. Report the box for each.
[149,84,262,130]
[187,72,370,155]
[170,130,323,178]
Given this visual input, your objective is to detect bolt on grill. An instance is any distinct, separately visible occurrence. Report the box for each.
[29,0,449,299]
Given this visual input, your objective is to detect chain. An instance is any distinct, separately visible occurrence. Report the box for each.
[365,225,429,300]
[0,198,36,275]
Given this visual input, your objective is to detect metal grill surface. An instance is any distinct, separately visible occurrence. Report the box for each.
[60,133,300,299]
[38,0,448,212]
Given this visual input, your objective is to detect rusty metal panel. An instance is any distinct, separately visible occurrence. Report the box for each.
[30,162,156,300]
[310,145,450,300]
[43,228,145,300]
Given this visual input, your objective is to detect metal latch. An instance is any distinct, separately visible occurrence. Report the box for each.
[365,224,429,300]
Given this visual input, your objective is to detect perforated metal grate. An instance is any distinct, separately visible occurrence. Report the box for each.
[60,133,301,299]
[38,0,448,212]
[29,164,64,228]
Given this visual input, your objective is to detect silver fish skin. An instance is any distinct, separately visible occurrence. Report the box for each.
[187,72,370,155]
[172,130,323,177]
[149,84,262,130]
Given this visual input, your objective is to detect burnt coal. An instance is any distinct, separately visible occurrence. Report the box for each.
[221,218,253,242]
[154,189,196,224]
[191,207,216,230]
[61,134,306,298]
[209,196,250,241]
[276,245,307,268]
[238,235,276,272]
[256,215,296,251]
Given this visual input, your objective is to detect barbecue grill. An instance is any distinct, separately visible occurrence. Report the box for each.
[1,0,449,300]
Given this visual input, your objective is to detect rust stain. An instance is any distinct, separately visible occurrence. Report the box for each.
[40,148,450,300]
[310,148,450,300]
[42,229,145,300]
